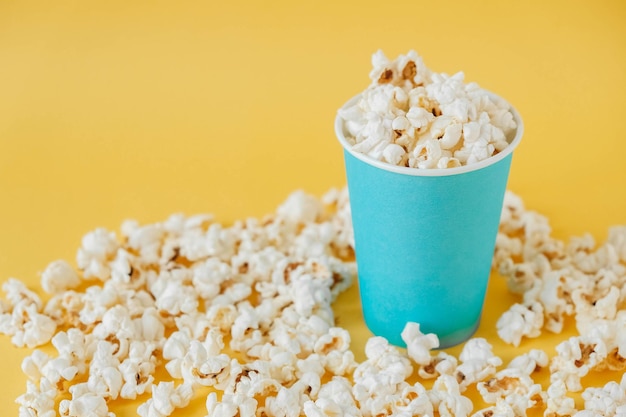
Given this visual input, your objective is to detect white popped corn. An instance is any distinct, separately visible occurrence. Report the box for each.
[496,301,544,346]
[41,259,82,294]
[476,367,545,415]
[16,378,58,417]
[576,374,626,416]
[495,198,626,347]
[0,280,57,347]
[545,379,577,417]
[401,322,440,366]
[118,341,157,399]
[429,374,473,417]
[76,228,119,281]
[338,50,517,169]
[59,392,113,417]
[137,381,193,417]
[4,187,626,417]
[506,349,549,375]
[417,351,459,380]
[455,338,503,391]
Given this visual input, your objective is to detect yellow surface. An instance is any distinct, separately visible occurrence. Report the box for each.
[1,0,625,415]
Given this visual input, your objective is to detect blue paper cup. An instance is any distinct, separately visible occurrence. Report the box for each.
[335,93,523,348]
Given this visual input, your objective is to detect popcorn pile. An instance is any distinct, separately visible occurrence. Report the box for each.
[1,188,626,416]
[494,191,626,416]
[338,50,517,169]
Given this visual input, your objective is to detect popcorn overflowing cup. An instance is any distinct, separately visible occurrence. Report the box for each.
[335,51,524,348]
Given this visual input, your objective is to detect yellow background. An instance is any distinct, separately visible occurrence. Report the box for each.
[1,0,625,415]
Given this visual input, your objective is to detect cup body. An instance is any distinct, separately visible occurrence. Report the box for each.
[336,94,523,348]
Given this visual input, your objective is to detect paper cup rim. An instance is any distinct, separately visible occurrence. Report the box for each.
[335,92,524,177]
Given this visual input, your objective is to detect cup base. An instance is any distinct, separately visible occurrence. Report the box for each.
[437,318,481,349]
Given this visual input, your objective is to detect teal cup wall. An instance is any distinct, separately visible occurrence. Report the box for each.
[336,94,523,348]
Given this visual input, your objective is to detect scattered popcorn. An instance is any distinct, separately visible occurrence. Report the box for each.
[550,335,609,392]
[495,189,626,412]
[2,187,626,416]
[8,303,57,348]
[76,228,119,281]
[545,379,577,417]
[59,391,113,417]
[338,50,517,169]
[495,191,626,348]
[118,341,157,399]
[401,322,440,366]
[506,348,549,376]
[455,338,502,391]
[417,350,459,380]
[137,381,194,417]
[496,301,544,346]
[41,260,82,294]
[16,378,57,417]
[476,367,545,415]
[0,279,57,348]
[576,374,626,416]
[429,374,473,417]
[206,391,257,417]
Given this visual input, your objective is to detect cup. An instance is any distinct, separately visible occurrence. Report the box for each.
[335,93,523,348]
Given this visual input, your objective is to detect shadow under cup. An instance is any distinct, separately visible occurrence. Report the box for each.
[335,94,524,348]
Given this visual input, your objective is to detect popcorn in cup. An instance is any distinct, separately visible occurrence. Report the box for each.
[335,51,524,348]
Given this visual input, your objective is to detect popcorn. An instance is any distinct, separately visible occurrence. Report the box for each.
[578,374,626,416]
[6,303,57,348]
[120,220,164,265]
[59,392,113,417]
[471,402,516,417]
[550,335,608,392]
[496,301,544,346]
[545,380,576,417]
[108,249,143,287]
[2,277,43,308]
[51,328,91,375]
[4,187,626,417]
[476,368,545,414]
[206,392,257,417]
[86,341,124,400]
[417,351,458,380]
[401,322,440,366]
[77,284,119,326]
[180,340,230,387]
[494,192,626,413]
[191,257,231,299]
[495,189,626,348]
[276,190,323,225]
[150,271,199,316]
[16,379,57,417]
[309,376,360,416]
[0,279,57,347]
[455,338,502,390]
[339,50,517,169]
[608,226,626,262]
[162,330,193,379]
[506,349,549,376]
[41,260,81,294]
[429,374,473,417]
[302,399,344,417]
[265,385,309,417]
[394,383,435,416]
[23,350,79,386]
[352,337,415,416]
[118,341,157,399]
[76,228,119,281]
[137,381,193,417]
[313,327,356,375]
